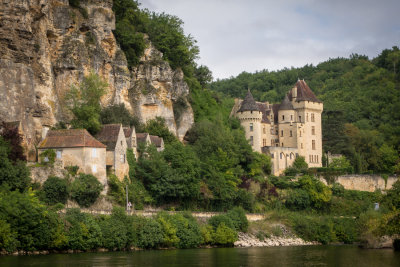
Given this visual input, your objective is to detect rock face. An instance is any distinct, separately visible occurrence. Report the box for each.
[234,232,318,248]
[0,0,194,160]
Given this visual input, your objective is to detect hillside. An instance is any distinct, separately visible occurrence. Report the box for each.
[210,49,400,174]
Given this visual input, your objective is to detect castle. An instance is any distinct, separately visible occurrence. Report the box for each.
[231,80,323,175]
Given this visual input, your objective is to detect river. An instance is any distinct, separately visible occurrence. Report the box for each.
[1,245,399,266]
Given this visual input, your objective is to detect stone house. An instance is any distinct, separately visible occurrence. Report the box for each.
[136,132,165,153]
[95,124,129,181]
[231,80,323,175]
[123,126,137,159]
[38,129,107,187]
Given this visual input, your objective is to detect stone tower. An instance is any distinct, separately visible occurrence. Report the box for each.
[288,80,323,168]
[236,89,263,152]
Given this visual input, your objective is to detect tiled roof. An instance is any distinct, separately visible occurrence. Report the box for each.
[288,80,321,103]
[39,129,106,149]
[237,89,260,112]
[136,133,149,144]
[150,135,163,147]
[257,103,271,124]
[95,124,122,150]
[279,94,294,110]
[272,104,280,123]
[123,127,132,138]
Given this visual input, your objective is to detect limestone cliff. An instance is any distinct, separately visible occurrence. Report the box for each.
[0,0,194,160]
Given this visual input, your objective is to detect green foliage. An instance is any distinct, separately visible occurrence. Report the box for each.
[107,174,125,205]
[298,176,332,210]
[212,223,237,246]
[0,137,31,191]
[285,189,311,211]
[143,117,177,144]
[135,217,164,249]
[0,219,18,252]
[285,156,308,175]
[1,121,26,162]
[41,176,69,205]
[208,214,235,231]
[226,207,249,232]
[66,72,108,135]
[70,174,103,208]
[381,180,400,211]
[39,149,56,166]
[194,65,213,87]
[64,208,102,250]
[100,103,138,127]
[99,207,128,250]
[136,142,200,204]
[330,156,352,169]
[0,189,63,251]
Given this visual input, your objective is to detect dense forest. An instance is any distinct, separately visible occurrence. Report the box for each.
[210,48,400,174]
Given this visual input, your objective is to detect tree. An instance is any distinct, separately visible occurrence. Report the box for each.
[66,72,108,135]
[41,176,69,205]
[143,117,177,144]
[194,65,213,87]
[0,137,30,192]
[1,122,26,162]
[330,156,352,169]
[100,103,138,127]
[70,174,103,207]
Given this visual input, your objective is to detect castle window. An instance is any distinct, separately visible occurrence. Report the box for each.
[301,143,303,149]
[312,126,315,135]
[271,154,274,158]
[263,127,266,134]
[299,116,302,122]
[280,153,282,159]
[281,130,283,137]
[263,139,266,146]
[306,113,309,122]
[275,130,278,135]
[290,130,293,137]
[250,123,253,132]
[317,155,319,163]
[300,131,302,137]
[309,155,311,162]
[311,113,315,122]
[282,115,285,121]
[312,140,316,150]
[271,139,274,146]
[282,142,284,147]
[291,115,293,121]
[250,136,254,146]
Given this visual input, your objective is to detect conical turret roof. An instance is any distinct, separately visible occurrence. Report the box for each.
[279,94,294,110]
[237,89,260,112]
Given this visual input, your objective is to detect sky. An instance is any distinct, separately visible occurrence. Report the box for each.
[140,0,400,80]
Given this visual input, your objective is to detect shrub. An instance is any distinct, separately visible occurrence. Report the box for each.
[170,213,202,248]
[234,189,255,212]
[226,207,248,232]
[64,208,102,250]
[269,176,297,189]
[99,208,128,250]
[0,219,18,252]
[135,218,163,249]
[70,174,103,207]
[208,214,235,231]
[39,149,56,166]
[331,183,345,196]
[212,223,237,246]
[107,174,125,205]
[41,176,69,205]
[298,175,332,210]
[200,225,214,244]
[285,189,311,211]
[289,215,335,244]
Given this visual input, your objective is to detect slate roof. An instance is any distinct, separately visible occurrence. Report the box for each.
[150,135,163,147]
[288,80,321,103]
[95,124,122,150]
[39,129,106,149]
[272,104,281,123]
[136,133,149,144]
[257,103,271,124]
[237,89,260,112]
[279,94,294,110]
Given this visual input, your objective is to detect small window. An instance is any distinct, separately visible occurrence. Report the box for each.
[312,140,316,150]
[44,156,49,162]
[270,115,273,121]
[92,148,97,158]
[271,154,274,158]
[281,130,283,137]
[280,153,282,159]
[312,126,315,135]
[282,115,285,121]
[290,130,292,137]
[121,140,123,146]
[309,155,312,162]
[271,139,274,146]
[299,131,302,137]
[250,136,254,146]
[281,142,284,147]
[317,155,319,163]
[263,139,266,146]
[306,113,309,122]
[250,123,253,132]
[301,143,303,149]
[124,154,126,163]
[56,150,62,159]
[299,116,302,122]
[120,154,124,163]
[311,113,315,122]
[263,127,266,134]
[291,115,293,121]
[92,165,97,173]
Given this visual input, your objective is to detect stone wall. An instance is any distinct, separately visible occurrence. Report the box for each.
[320,174,398,192]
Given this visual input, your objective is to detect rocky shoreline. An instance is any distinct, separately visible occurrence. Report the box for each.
[234,232,318,247]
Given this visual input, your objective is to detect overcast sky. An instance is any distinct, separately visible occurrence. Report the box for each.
[140,0,400,80]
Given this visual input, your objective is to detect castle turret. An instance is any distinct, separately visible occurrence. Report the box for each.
[236,89,263,152]
[278,94,297,148]
[289,80,323,167]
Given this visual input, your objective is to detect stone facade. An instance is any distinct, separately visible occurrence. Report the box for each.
[232,80,323,175]
[38,129,107,187]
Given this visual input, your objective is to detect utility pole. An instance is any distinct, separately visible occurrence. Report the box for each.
[126,184,129,212]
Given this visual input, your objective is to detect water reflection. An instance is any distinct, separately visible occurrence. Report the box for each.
[0,245,399,267]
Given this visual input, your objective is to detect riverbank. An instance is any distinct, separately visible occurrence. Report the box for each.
[234,232,318,247]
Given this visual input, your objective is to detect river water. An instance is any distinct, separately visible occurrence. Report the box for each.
[1,245,399,267]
